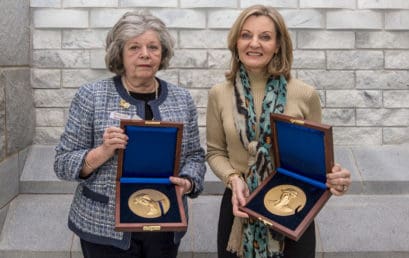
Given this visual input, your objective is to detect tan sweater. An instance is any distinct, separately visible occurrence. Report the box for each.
[206,77,322,185]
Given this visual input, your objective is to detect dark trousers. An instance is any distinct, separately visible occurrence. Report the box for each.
[80,232,179,258]
[218,188,316,258]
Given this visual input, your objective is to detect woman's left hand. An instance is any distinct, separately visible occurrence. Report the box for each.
[326,164,351,196]
[169,176,192,195]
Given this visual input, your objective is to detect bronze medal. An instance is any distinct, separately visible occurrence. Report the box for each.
[128,189,170,218]
[264,184,307,216]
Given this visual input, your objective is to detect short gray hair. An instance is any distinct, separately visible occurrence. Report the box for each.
[105,11,174,75]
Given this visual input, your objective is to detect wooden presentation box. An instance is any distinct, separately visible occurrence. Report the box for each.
[115,119,187,232]
[239,114,334,241]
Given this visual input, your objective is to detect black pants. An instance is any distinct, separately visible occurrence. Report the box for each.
[218,189,316,258]
[80,232,179,258]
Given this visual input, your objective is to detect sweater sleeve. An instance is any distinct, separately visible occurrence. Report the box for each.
[287,79,323,123]
[206,85,238,185]
[304,86,322,123]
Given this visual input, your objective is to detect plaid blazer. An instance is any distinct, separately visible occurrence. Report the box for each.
[54,76,206,250]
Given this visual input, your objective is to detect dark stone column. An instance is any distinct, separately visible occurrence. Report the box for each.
[0,0,31,159]
[0,0,30,66]
[0,0,30,233]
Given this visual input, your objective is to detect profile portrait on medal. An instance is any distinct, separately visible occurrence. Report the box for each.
[133,194,161,216]
[128,189,171,218]
[132,194,161,216]
[273,187,298,211]
[264,185,306,216]
[54,10,206,258]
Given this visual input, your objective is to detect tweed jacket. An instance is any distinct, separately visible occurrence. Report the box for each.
[54,75,206,250]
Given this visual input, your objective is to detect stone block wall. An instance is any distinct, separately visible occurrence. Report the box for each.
[30,0,409,145]
[0,0,32,232]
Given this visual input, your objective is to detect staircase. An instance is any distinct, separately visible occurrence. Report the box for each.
[0,144,409,257]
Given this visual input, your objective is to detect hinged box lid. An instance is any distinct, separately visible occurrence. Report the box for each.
[116,120,183,182]
[239,114,334,240]
[115,119,187,232]
[271,114,333,189]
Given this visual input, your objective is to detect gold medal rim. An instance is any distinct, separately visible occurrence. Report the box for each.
[128,189,170,219]
[263,184,307,217]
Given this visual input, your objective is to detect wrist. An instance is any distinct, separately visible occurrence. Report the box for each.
[80,150,96,178]
[97,144,115,159]
[81,147,106,174]
[226,172,244,189]
[180,176,195,195]
[84,157,94,171]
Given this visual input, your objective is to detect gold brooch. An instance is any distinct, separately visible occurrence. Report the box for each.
[119,99,130,109]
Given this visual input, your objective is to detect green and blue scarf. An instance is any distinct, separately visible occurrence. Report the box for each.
[233,64,287,258]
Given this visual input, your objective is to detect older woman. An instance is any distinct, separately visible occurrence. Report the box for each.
[206,5,351,258]
[54,11,206,258]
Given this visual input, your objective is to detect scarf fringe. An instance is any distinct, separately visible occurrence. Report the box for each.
[227,217,244,257]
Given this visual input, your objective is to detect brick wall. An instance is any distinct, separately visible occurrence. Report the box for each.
[30,0,409,145]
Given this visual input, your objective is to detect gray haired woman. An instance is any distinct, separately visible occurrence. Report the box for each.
[54,11,206,258]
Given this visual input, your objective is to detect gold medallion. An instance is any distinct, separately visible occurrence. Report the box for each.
[264,184,307,216]
[128,189,170,218]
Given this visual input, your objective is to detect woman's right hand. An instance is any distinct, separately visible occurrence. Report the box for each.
[81,126,128,177]
[101,126,128,158]
[230,175,250,218]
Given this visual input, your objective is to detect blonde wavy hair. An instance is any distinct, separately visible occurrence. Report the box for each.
[226,5,293,82]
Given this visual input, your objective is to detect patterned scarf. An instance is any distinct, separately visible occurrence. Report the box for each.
[233,65,287,258]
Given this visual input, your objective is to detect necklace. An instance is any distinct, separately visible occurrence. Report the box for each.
[122,76,159,100]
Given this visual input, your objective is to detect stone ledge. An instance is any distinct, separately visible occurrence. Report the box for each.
[1,194,409,258]
[20,144,409,195]
[20,145,77,194]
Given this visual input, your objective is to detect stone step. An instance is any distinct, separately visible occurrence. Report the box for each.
[1,194,409,258]
[20,145,409,195]
[20,145,77,194]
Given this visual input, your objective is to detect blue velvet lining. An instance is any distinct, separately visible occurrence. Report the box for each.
[277,168,327,189]
[276,121,326,184]
[120,178,171,184]
[245,172,325,230]
[119,125,181,224]
[122,126,177,179]
[120,183,181,223]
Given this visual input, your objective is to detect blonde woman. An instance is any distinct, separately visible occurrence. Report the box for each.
[206,5,351,258]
